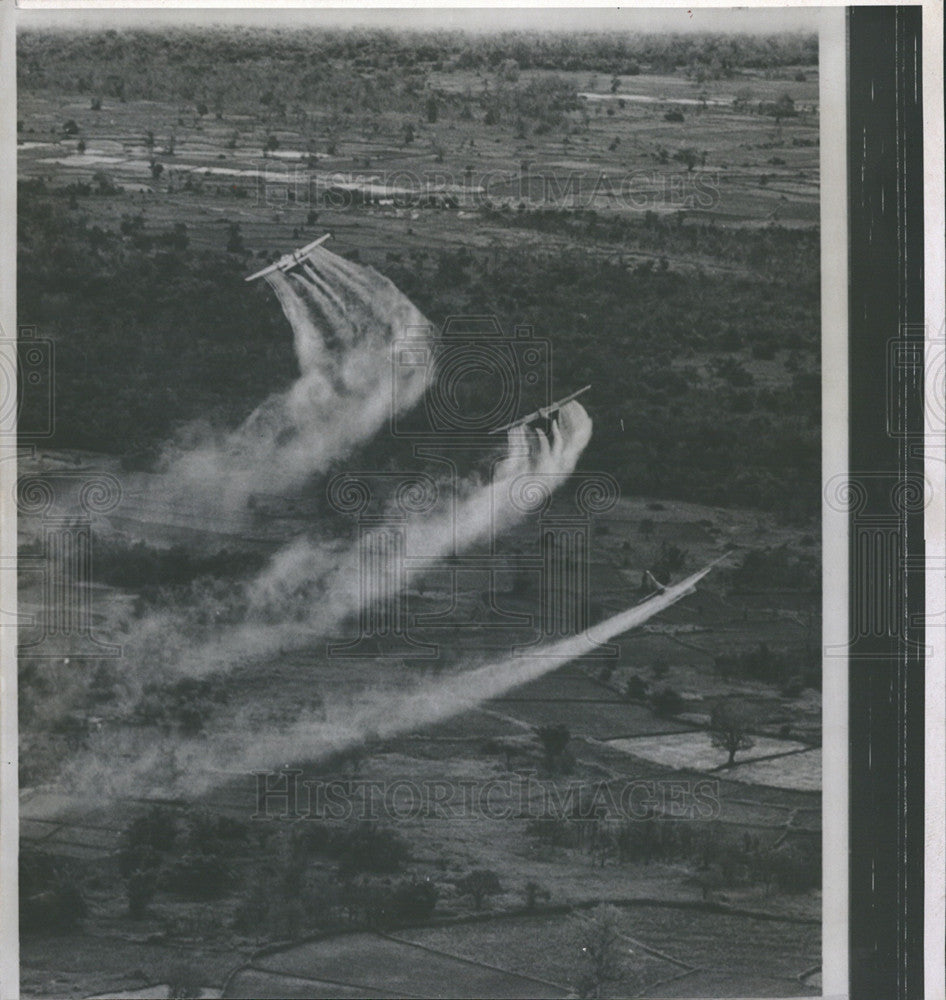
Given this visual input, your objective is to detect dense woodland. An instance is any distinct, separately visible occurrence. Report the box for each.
[19,28,818,113]
[18,182,819,521]
[17,27,820,521]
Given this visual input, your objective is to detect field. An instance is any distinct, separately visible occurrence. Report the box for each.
[18,25,821,1000]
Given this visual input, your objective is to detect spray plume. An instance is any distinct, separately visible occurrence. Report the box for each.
[248,399,593,630]
[61,561,720,799]
[163,247,432,511]
[108,400,593,697]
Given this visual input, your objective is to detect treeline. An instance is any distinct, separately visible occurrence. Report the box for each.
[18,27,817,110]
[383,244,820,521]
[18,184,295,454]
[484,206,821,285]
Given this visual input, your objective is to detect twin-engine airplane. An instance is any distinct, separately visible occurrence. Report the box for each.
[490,384,591,435]
[244,234,332,282]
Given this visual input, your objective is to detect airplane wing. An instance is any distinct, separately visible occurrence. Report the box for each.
[245,233,331,282]
[489,385,591,434]
[491,407,543,436]
[297,233,331,255]
[244,260,284,282]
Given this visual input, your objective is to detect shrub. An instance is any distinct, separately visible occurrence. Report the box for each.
[231,877,272,933]
[169,963,204,999]
[456,869,502,909]
[162,850,233,900]
[19,850,87,933]
[524,880,551,910]
[335,822,409,876]
[624,675,648,702]
[389,877,438,921]
[525,817,579,848]
[651,686,684,718]
[127,869,157,918]
[122,807,178,856]
[535,723,571,769]
[709,699,756,767]
[651,540,687,582]
[780,677,805,698]
[664,110,684,123]
[226,221,245,254]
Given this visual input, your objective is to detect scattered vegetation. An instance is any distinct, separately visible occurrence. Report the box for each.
[571,903,625,998]
[456,869,503,910]
[709,699,756,767]
[19,29,817,115]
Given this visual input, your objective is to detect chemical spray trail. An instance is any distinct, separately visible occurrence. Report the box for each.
[61,561,719,799]
[247,400,593,632]
[91,404,591,704]
[164,247,432,511]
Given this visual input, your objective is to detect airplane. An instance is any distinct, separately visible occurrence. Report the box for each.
[489,385,591,435]
[244,234,331,282]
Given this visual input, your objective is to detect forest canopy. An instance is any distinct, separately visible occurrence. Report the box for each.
[18,27,818,112]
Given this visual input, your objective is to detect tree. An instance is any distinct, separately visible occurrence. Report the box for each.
[335,823,409,876]
[652,686,684,718]
[624,676,648,702]
[672,147,700,172]
[499,59,520,82]
[572,903,624,998]
[651,540,687,583]
[226,221,245,254]
[709,700,755,767]
[456,869,502,910]
[535,723,570,769]
[775,92,797,120]
[426,94,439,123]
[524,879,550,911]
[390,877,438,920]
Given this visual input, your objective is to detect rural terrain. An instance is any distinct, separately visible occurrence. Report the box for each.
[17,27,821,999]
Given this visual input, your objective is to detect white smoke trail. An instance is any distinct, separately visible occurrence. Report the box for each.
[163,247,432,511]
[247,400,593,630]
[93,405,591,703]
[62,560,719,799]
